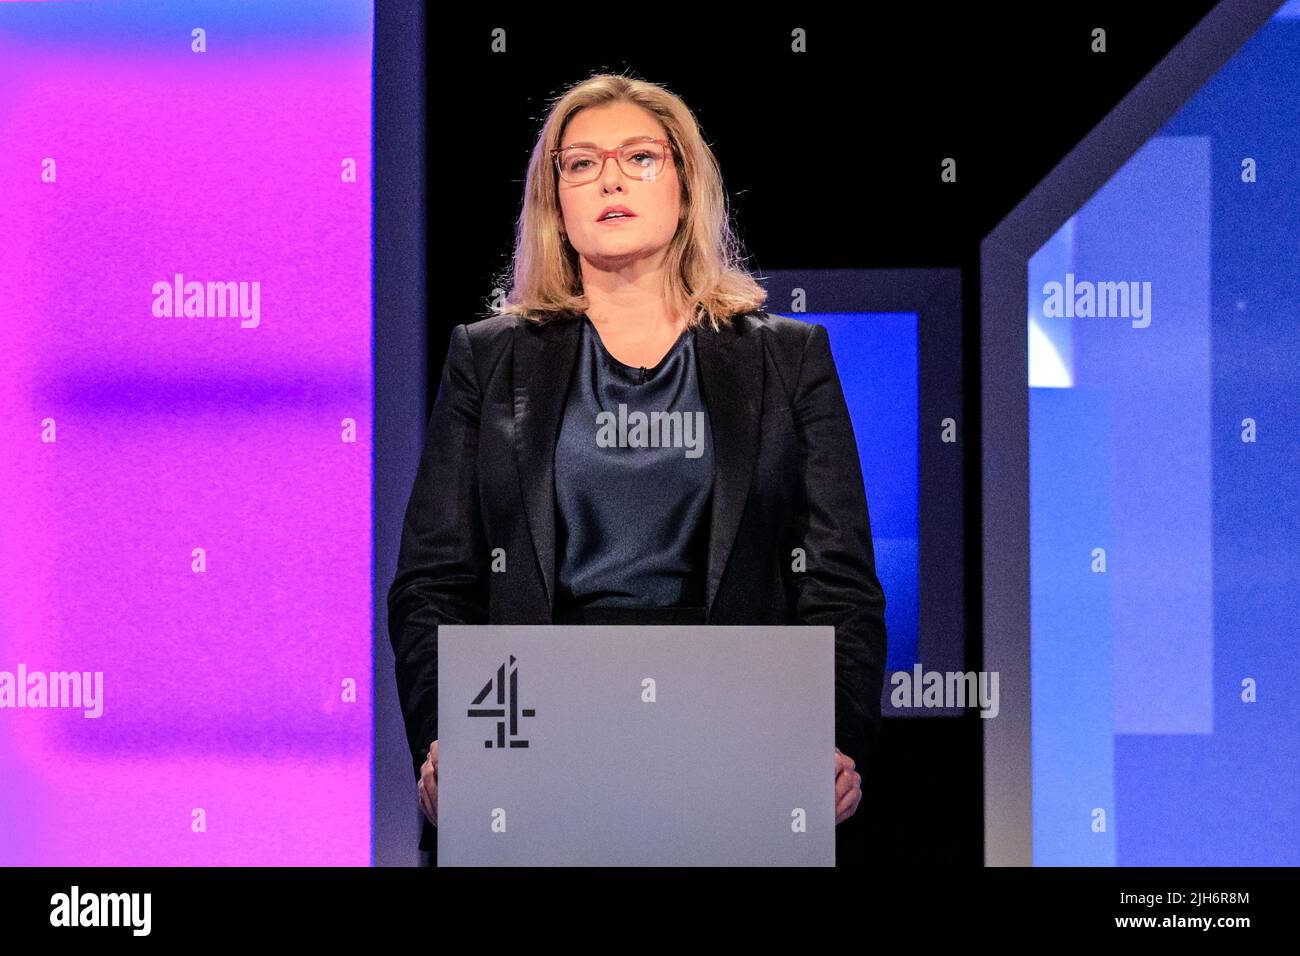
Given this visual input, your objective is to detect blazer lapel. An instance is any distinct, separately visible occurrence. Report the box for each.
[694,316,764,617]
[512,311,763,620]
[513,314,582,622]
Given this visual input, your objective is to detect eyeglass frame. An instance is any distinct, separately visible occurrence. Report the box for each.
[550,137,678,184]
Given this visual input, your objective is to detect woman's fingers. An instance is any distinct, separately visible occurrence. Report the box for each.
[835,761,854,798]
[420,777,437,826]
[834,749,855,776]
[418,776,435,826]
[836,787,855,822]
[419,741,440,826]
[835,767,863,823]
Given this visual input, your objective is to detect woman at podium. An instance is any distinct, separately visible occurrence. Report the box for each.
[388,72,887,864]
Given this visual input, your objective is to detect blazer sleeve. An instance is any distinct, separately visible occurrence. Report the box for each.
[788,323,888,769]
[387,322,490,782]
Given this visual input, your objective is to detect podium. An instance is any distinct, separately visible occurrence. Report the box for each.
[437,624,835,866]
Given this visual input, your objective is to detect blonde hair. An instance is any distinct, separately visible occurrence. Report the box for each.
[491,72,767,332]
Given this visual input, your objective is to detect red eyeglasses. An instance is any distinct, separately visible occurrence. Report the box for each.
[551,137,676,184]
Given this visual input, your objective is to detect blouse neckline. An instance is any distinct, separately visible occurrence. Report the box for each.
[582,315,691,377]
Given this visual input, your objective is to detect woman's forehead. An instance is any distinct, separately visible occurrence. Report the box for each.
[561,104,665,148]
[561,133,660,150]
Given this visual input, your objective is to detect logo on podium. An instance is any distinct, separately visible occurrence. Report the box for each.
[468,655,536,749]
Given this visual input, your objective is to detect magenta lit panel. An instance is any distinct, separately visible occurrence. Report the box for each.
[0,2,374,864]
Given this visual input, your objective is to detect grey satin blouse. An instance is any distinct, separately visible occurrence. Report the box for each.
[553,315,715,614]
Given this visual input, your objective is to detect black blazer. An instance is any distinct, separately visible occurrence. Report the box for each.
[387,309,888,854]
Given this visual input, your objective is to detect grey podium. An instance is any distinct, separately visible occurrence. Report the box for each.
[437,624,836,866]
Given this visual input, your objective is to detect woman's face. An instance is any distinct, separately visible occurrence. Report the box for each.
[555,102,682,270]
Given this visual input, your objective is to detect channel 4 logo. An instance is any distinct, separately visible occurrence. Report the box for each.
[468,655,535,749]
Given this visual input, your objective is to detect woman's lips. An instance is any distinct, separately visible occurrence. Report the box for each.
[598,214,638,225]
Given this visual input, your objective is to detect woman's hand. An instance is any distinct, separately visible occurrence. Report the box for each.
[418,739,438,827]
[834,746,862,824]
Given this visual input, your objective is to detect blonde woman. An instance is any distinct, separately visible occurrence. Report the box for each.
[388,73,887,862]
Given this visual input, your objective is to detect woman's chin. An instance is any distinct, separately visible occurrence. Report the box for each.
[584,246,651,268]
